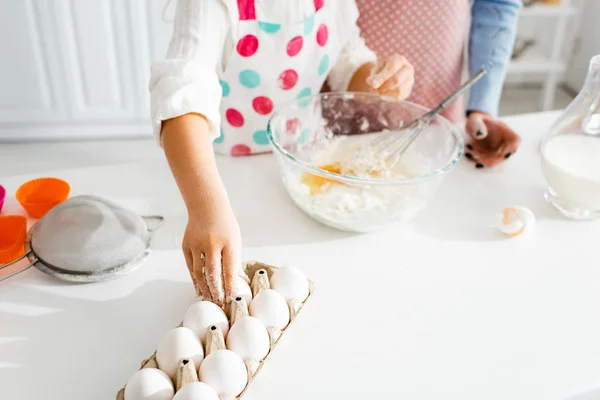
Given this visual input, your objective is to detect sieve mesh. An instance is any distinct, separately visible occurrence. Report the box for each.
[30,195,149,273]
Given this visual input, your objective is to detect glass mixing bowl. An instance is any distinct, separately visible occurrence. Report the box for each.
[267,92,463,232]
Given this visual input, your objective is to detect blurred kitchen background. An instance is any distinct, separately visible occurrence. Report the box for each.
[0,0,597,141]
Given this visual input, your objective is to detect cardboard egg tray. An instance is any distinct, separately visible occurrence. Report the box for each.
[117,261,314,400]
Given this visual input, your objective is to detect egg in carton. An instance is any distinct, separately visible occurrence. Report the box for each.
[117,261,314,400]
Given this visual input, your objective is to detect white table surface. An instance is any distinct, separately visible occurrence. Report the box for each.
[2,111,600,400]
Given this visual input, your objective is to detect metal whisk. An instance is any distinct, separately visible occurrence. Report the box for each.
[356,67,488,169]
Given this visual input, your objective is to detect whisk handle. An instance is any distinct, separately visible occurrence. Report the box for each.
[427,67,488,118]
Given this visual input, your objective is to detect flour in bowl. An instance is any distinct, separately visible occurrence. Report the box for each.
[283,136,439,232]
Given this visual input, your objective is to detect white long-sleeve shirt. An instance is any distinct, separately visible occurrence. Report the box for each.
[149,0,376,139]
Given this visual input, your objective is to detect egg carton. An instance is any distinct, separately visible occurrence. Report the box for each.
[117,261,314,400]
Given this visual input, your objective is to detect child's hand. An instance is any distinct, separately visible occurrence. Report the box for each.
[182,198,245,308]
[464,111,521,168]
[367,54,415,100]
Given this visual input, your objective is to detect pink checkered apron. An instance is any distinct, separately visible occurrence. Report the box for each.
[356,0,469,123]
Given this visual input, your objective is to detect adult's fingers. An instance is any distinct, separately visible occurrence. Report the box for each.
[485,119,521,156]
[465,142,505,168]
[189,249,212,301]
[465,113,488,140]
[380,78,414,100]
[203,250,224,307]
[222,245,242,303]
[380,87,403,100]
[368,54,406,89]
[378,64,413,94]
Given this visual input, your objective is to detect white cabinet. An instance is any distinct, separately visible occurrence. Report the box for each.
[0,0,65,123]
[0,0,173,140]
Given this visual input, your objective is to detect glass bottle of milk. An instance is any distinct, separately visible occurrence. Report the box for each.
[541,54,600,220]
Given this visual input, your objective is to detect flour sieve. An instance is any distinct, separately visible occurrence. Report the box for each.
[0,195,163,282]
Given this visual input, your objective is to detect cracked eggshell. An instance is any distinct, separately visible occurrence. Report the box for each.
[270,266,309,302]
[497,206,535,237]
[226,316,270,361]
[124,368,174,400]
[172,382,219,400]
[183,301,229,343]
[156,327,204,379]
[199,349,248,396]
[249,289,290,330]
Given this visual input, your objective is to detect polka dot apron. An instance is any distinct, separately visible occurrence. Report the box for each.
[215,0,333,156]
[356,0,469,123]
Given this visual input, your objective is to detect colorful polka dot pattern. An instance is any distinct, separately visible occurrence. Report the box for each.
[214,128,225,144]
[231,144,252,156]
[252,96,273,115]
[226,108,244,127]
[252,130,269,145]
[318,54,329,76]
[286,118,300,134]
[219,80,230,97]
[299,128,311,144]
[239,69,261,88]
[316,24,328,47]
[287,36,303,57]
[216,0,332,155]
[296,88,312,108]
[303,16,315,35]
[237,34,259,57]
[278,69,298,90]
[356,0,468,123]
[258,21,281,33]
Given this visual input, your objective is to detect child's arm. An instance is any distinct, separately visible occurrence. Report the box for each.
[161,113,241,306]
[150,0,240,306]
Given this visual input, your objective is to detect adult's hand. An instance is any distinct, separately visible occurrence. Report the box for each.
[464,111,521,168]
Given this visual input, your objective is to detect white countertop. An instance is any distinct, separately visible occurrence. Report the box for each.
[2,111,600,400]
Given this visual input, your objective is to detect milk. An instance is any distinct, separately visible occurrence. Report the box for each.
[541,134,600,210]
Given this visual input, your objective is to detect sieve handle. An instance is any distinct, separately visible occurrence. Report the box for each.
[142,215,165,232]
[0,251,37,282]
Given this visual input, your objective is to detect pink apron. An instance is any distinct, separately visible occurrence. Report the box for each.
[356,0,469,123]
[214,0,335,156]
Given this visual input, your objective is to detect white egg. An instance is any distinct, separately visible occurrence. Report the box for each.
[226,316,270,361]
[183,301,229,343]
[249,289,290,330]
[497,206,535,237]
[270,266,309,302]
[172,382,219,400]
[156,327,204,379]
[199,350,248,396]
[234,276,253,305]
[124,368,174,400]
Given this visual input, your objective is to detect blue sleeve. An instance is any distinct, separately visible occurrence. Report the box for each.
[467,0,521,117]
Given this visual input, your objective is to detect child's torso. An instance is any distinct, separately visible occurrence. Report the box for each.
[214,0,335,156]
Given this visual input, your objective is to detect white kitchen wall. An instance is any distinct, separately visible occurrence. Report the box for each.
[0,0,172,141]
[0,0,593,141]
[564,0,600,92]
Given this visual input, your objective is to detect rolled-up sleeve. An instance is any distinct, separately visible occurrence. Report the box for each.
[327,1,377,91]
[468,0,521,117]
[149,0,229,141]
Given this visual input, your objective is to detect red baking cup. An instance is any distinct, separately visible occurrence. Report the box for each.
[0,185,5,214]
[16,178,70,219]
[0,215,27,264]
